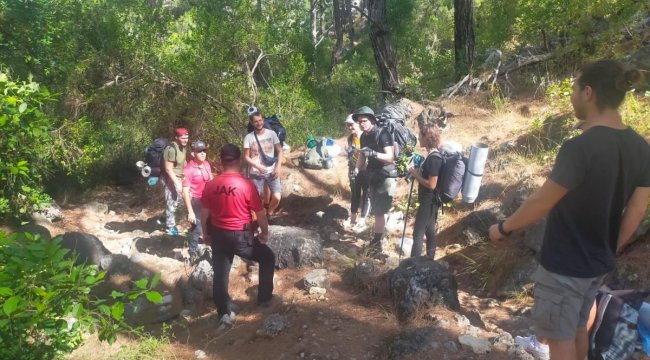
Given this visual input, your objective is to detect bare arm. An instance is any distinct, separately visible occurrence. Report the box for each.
[255,209,270,243]
[355,151,366,172]
[182,185,195,223]
[489,179,568,243]
[244,147,267,174]
[617,187,650,253]
[272,142,283,178]
[410,168,438,190]
[375,145,395,165]
[200,206,211,245]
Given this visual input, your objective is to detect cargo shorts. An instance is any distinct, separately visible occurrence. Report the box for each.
[531,265,605,340]
[368,176,396,215]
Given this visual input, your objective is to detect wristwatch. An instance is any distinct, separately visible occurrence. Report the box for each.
[498,220,513,237]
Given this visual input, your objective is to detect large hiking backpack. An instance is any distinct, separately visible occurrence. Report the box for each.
[247,114,287,145]
[589,287,650,360]
[144,138,170,177]
[375,103,418,159]
[301,138,332,170]
[433,151,467,204]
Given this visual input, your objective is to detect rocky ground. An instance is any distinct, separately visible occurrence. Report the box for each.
[20,95,650,360]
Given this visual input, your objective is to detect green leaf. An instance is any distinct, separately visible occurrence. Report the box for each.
[111,302,124,320]
[110,290,125,299]
[72,303,83,318]
[18,102,27,113]
[98,304,111,316]
[0,114,7,126]
[134,278,148,290]
[150,273,161,289]
[0,287,13,296]
[145,291,163,304]
[3,296,20,315]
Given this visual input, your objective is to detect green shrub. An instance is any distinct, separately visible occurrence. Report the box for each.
[0,72,56,221]
[0,231,163,360]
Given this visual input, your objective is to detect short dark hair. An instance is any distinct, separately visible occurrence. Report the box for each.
[419,124,442,149]
[577,60,644,110]
[248,112,262,121]
[220,143,241,164]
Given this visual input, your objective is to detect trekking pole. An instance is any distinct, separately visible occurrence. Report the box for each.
[399,178,415,262]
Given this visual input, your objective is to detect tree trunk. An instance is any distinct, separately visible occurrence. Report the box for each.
[454,0,475,76]
[310,0,319,45]
[331,0,344,69]
[345,0,355,47]
[367,0,400,101]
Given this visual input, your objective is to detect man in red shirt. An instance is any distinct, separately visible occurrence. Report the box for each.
[182,140,213,264]
[201,143,275,329]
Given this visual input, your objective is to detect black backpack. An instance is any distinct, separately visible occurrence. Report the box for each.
[432,151,467,204]
[375,103,417,159]
[144,138,170,177]
[247,114,286,145]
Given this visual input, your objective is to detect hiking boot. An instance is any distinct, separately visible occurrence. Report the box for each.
[514,335,549,360]
[258,295,280,309]
[166,227,179,236]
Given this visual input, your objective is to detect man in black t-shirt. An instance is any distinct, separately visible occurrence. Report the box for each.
[352,106,396,249]
[489,60,650,360]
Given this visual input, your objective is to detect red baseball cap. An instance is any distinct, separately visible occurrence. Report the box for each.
[175,128,189,137]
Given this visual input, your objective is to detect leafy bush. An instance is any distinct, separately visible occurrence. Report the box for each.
[0,72,56,220]
[0,231,162,360]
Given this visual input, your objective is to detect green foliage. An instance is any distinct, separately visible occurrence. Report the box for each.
[0,231,163,360]
[0,71,55,220]
[113,323,175,360]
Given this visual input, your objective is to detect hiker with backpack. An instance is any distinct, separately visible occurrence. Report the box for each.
[488,60,650,360]
[162,128,189,235]
[407,124,443,257]
[244,107,283,218]
[353,106,397,250]
[181,140,213,264]
[345,114,370,232]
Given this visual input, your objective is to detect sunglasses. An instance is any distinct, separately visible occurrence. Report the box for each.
[196,150,207,154]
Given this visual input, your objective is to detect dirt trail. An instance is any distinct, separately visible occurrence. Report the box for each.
[64,95,650,360]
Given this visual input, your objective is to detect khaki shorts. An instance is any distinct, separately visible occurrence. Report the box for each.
[531,265,605,341]
[368,176,396,215]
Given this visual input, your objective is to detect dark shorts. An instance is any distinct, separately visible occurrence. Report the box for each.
[531,265,605,340]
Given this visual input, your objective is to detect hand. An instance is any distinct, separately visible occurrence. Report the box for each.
[271,166,280,179]
[258,232,269,244]
[187,212,196,224]
[361,147,377,158]
[257,165,269,174]
[488,224,506,245]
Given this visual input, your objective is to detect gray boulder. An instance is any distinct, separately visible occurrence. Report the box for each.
[266,225,323,268]
[390,256,460,323]
[99,254,132,275]
[61,232,111,266]
[16,223,52,240]
[303,269,330,289]
[32,202,63,223]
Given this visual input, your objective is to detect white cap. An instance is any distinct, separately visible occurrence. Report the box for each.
[247,106,259,116]
[344,114,354,124]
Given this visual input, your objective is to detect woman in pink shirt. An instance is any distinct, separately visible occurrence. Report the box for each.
[182,140,213,263]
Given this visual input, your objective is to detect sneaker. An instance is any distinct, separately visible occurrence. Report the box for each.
[514,335,550,360]
[216,312,235,331]
[352,221,368,234]
[166,227,179,236]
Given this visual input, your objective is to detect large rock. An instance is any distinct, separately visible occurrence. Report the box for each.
[388,327,438,359]
[31,202,63,223]
[266,225,323,268]
[390,256,460,323]
[303,269,330,289]
[458,335,491,354]
[61,232,111,266]
[16,223,52,240]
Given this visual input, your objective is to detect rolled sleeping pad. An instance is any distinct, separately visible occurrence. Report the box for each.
[462,143,489,203]
[136,160,145,169]
[147,177,159,186]
[141,165,152,177]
